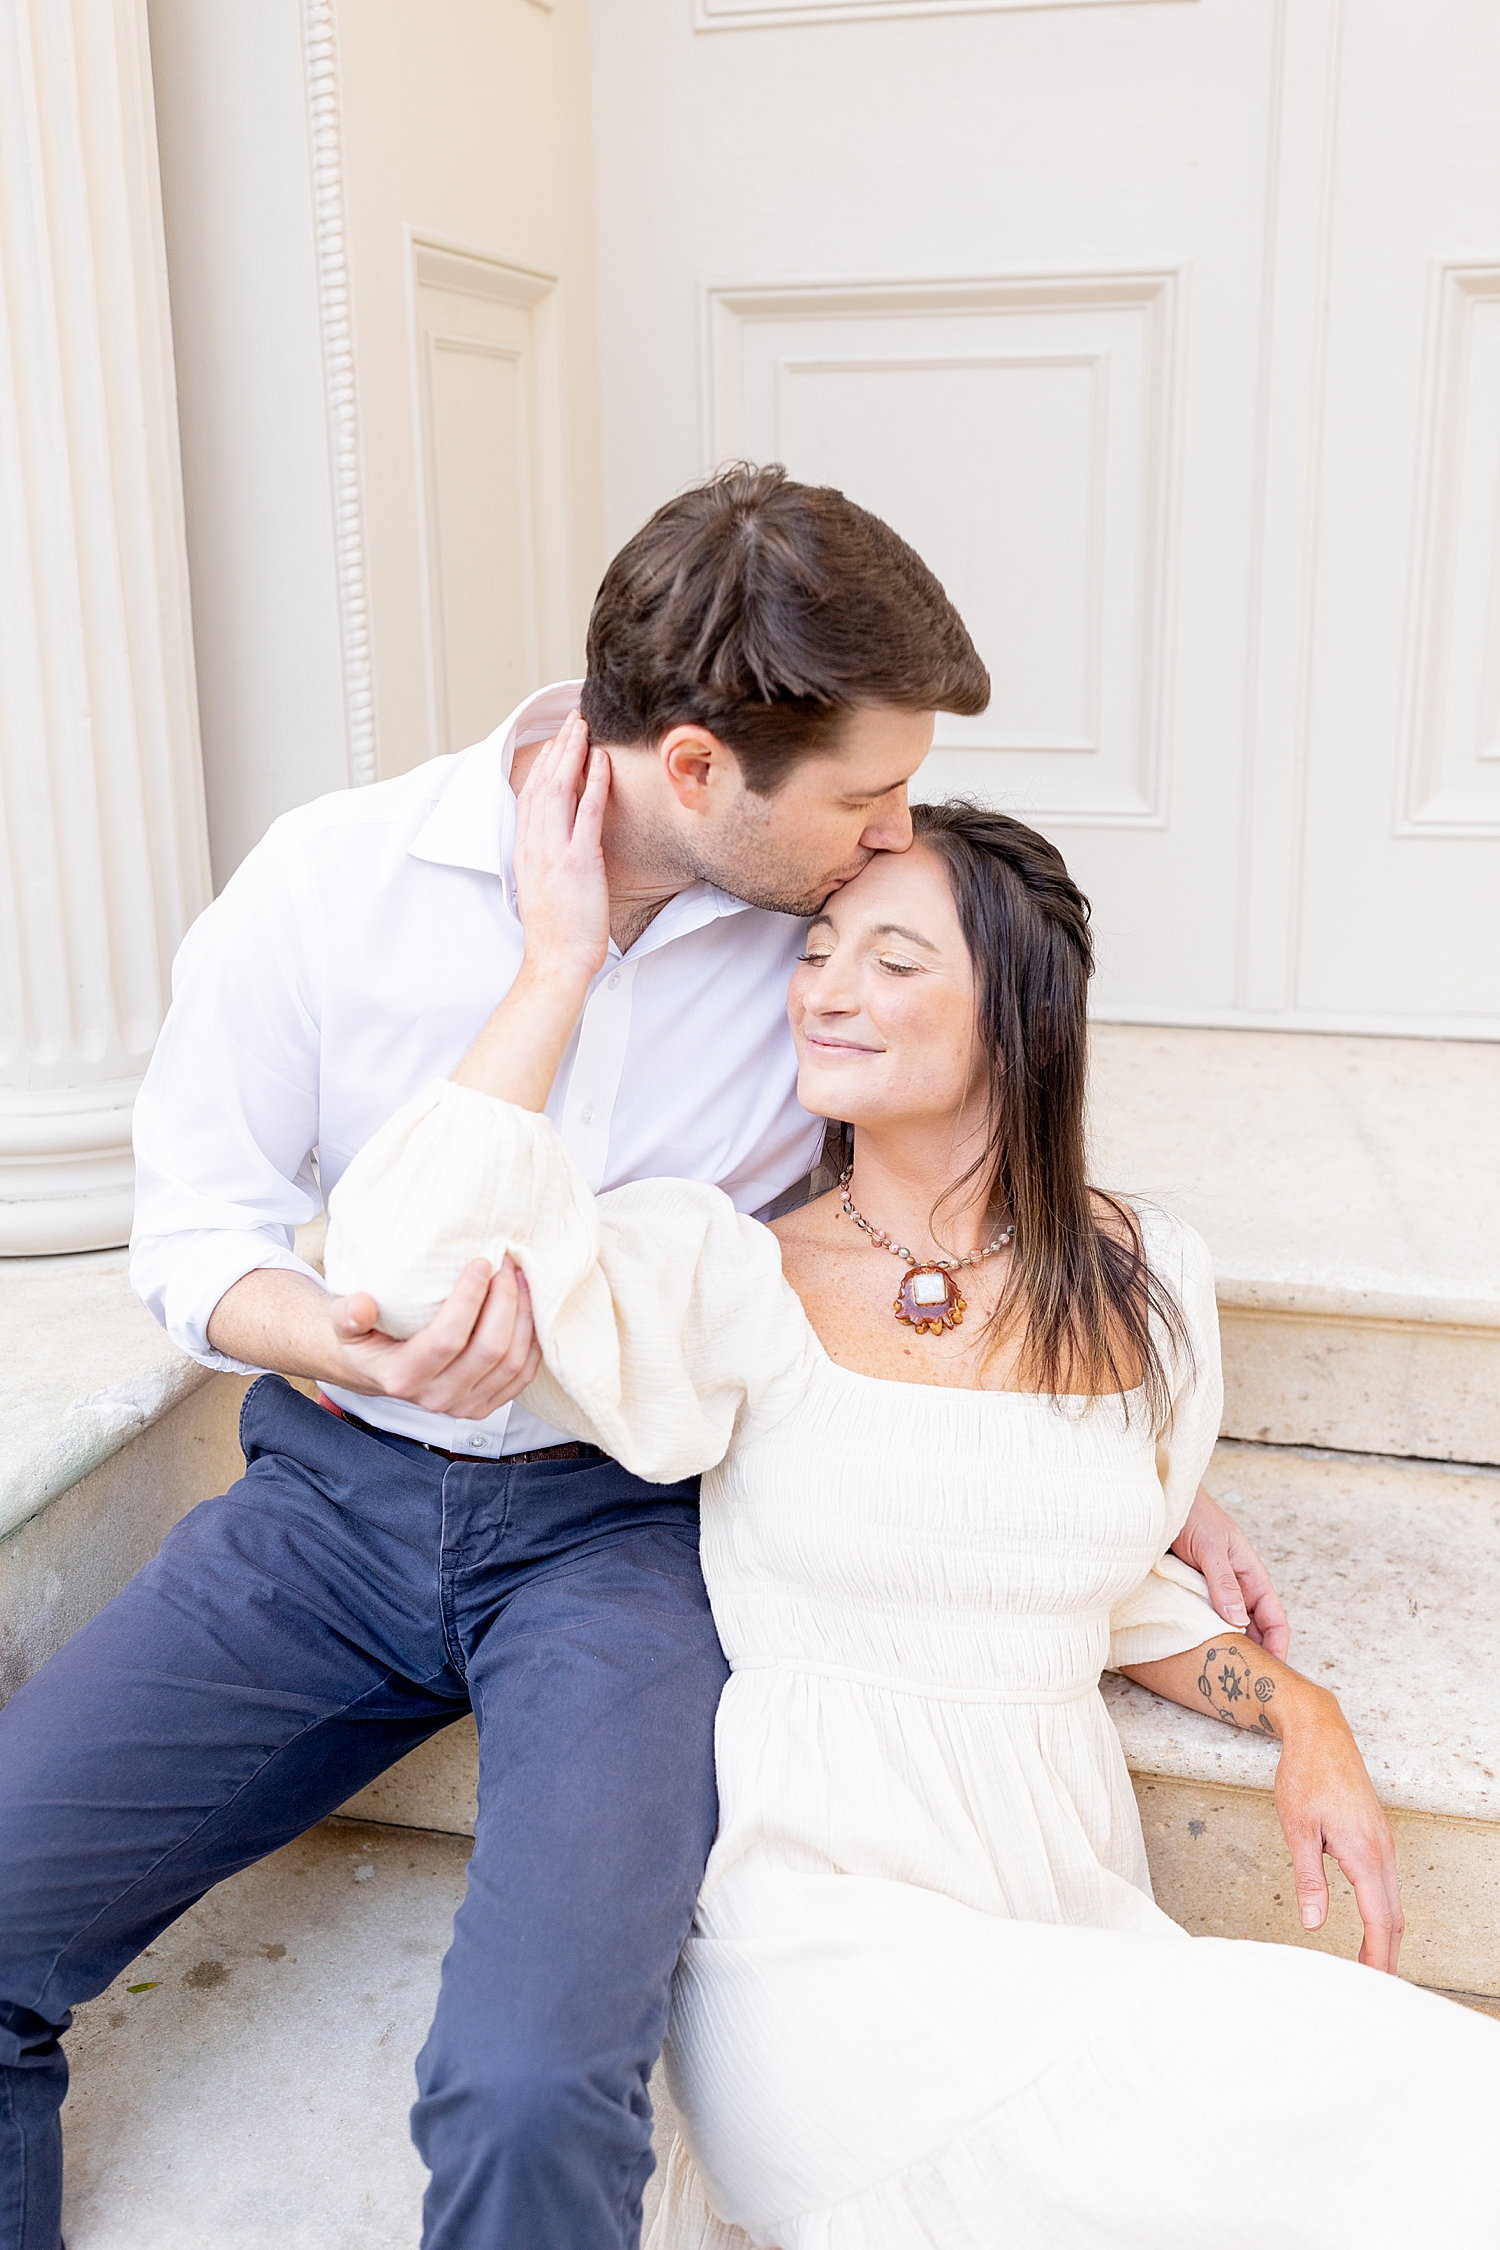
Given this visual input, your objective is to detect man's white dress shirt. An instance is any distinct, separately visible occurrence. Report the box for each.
[130,682,824,1457]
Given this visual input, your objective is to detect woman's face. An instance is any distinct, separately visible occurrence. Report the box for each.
[787,842,988,1139]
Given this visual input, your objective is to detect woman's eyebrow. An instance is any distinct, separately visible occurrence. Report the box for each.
[871,922,939,951]
[804,916,938,952]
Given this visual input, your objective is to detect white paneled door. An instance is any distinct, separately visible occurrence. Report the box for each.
[590,0,1500,1034]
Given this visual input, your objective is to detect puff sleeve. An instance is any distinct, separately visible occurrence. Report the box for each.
[1107,1209,1229,1670]
[323,1080,818,1483]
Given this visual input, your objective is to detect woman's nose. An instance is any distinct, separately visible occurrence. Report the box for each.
[805,965,860,1017]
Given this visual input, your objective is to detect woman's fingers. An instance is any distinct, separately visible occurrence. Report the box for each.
[576,743,611,849]
[1338,1834,1402,1973]
[1383,1851,1406,1976]
[1285,1820,1330,1932]
[1242,1576,1291,1662]
[1200,1547,1251,1632]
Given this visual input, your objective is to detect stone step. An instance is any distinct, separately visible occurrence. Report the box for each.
[59,1815,681,2249]
[1106,1438,1500,1995]
[1087,1026,1500,1464]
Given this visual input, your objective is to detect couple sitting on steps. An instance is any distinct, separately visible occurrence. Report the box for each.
[1,468,1495,2250]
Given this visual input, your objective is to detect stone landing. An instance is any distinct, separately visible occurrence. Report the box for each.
[1088,1026,1500,1463]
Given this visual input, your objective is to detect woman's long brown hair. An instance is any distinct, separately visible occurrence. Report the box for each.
[902,800,1190,1425]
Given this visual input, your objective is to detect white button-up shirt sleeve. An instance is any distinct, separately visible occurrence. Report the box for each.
[130,811,328,1373]
[126,681,823,1446]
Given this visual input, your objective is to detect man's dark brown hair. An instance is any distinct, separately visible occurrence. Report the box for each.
[580,464,990,794]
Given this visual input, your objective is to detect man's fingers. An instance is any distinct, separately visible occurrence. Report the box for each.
[421,1259,541,1420]
[1287,1827,1330,1931]
[330,1290,382,1341]
[468,1257,529,1377]
[387,1259,493,1378]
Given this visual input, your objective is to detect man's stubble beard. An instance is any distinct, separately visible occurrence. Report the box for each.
[684,800,873,919]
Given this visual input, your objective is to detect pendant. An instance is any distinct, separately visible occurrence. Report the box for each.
[894,1265,966,1336]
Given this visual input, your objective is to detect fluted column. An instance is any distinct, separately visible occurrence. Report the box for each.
[0,0,210,1253]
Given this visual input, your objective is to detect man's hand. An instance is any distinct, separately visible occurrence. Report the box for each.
[329,1256,541,1419]
[1172,1485,1290,1660]
[206,1256,542,1422]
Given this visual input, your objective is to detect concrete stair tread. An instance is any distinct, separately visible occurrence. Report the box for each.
[62,1818,687,2250]
[1106,1440,1500,1825]
[1088,1026,1500,1323]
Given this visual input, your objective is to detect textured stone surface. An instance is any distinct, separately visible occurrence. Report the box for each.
[0,1217,322,1547]
[0,1249,214,1539]
[1105,1440,1500,1825]
[1088,1025,1499,1321]
[0,1374,251,1706]
[342,1715,481,1835]
[1134,1778,1500,1998]
[1089,1026,1500,1460]
[1218,1306,1500,1462]
[61,1817,678,2250]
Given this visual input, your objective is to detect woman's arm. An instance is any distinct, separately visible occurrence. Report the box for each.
[322,714,816,1477]
[1120,1638,1404,1974]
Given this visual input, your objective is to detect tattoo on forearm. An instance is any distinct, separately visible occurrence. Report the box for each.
[1196,1643,1278,1736]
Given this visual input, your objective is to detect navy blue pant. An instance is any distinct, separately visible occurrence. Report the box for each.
[0,1376,728,2250]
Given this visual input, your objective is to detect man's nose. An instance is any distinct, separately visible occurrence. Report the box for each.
[859,793,914,855]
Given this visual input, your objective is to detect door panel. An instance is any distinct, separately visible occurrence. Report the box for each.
[590,0,1499,1032]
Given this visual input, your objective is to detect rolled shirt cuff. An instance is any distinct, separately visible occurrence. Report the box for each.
[130,1227,329,1374]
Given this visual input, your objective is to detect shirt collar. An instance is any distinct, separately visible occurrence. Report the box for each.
[408,679,762,945]
[408,681,584,881]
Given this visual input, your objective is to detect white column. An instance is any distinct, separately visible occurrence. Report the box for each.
[0,0,210,1254]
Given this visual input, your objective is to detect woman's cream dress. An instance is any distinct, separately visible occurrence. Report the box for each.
[327,1084,1500,2250]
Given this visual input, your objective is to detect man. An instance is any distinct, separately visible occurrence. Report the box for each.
[0,466,1285,2250]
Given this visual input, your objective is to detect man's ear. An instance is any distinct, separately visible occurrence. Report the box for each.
[658,724,736,815]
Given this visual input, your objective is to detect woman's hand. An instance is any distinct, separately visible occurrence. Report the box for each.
[1121,1635,1403,1973]
[1171,1486,1290,1658]
[1273,1684,1403,1973]
[450,712,612,1111]
[512,710,611,987]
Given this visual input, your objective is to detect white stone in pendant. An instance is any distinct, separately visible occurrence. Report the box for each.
[910,1271,949,1306]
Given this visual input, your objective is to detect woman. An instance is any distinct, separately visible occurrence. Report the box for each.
[325,728,1500,2248]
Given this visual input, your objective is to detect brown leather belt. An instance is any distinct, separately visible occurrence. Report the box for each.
[317,1393,601,1467]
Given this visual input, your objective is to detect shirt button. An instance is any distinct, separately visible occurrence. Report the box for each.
[608,972,621,991]
[467,1435,487,1451]
[580,1104,595,1126]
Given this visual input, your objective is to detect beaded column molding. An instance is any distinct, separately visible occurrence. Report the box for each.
[301,0,377,787]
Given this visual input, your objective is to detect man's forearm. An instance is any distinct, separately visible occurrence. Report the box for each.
[206,1265,361,1390]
